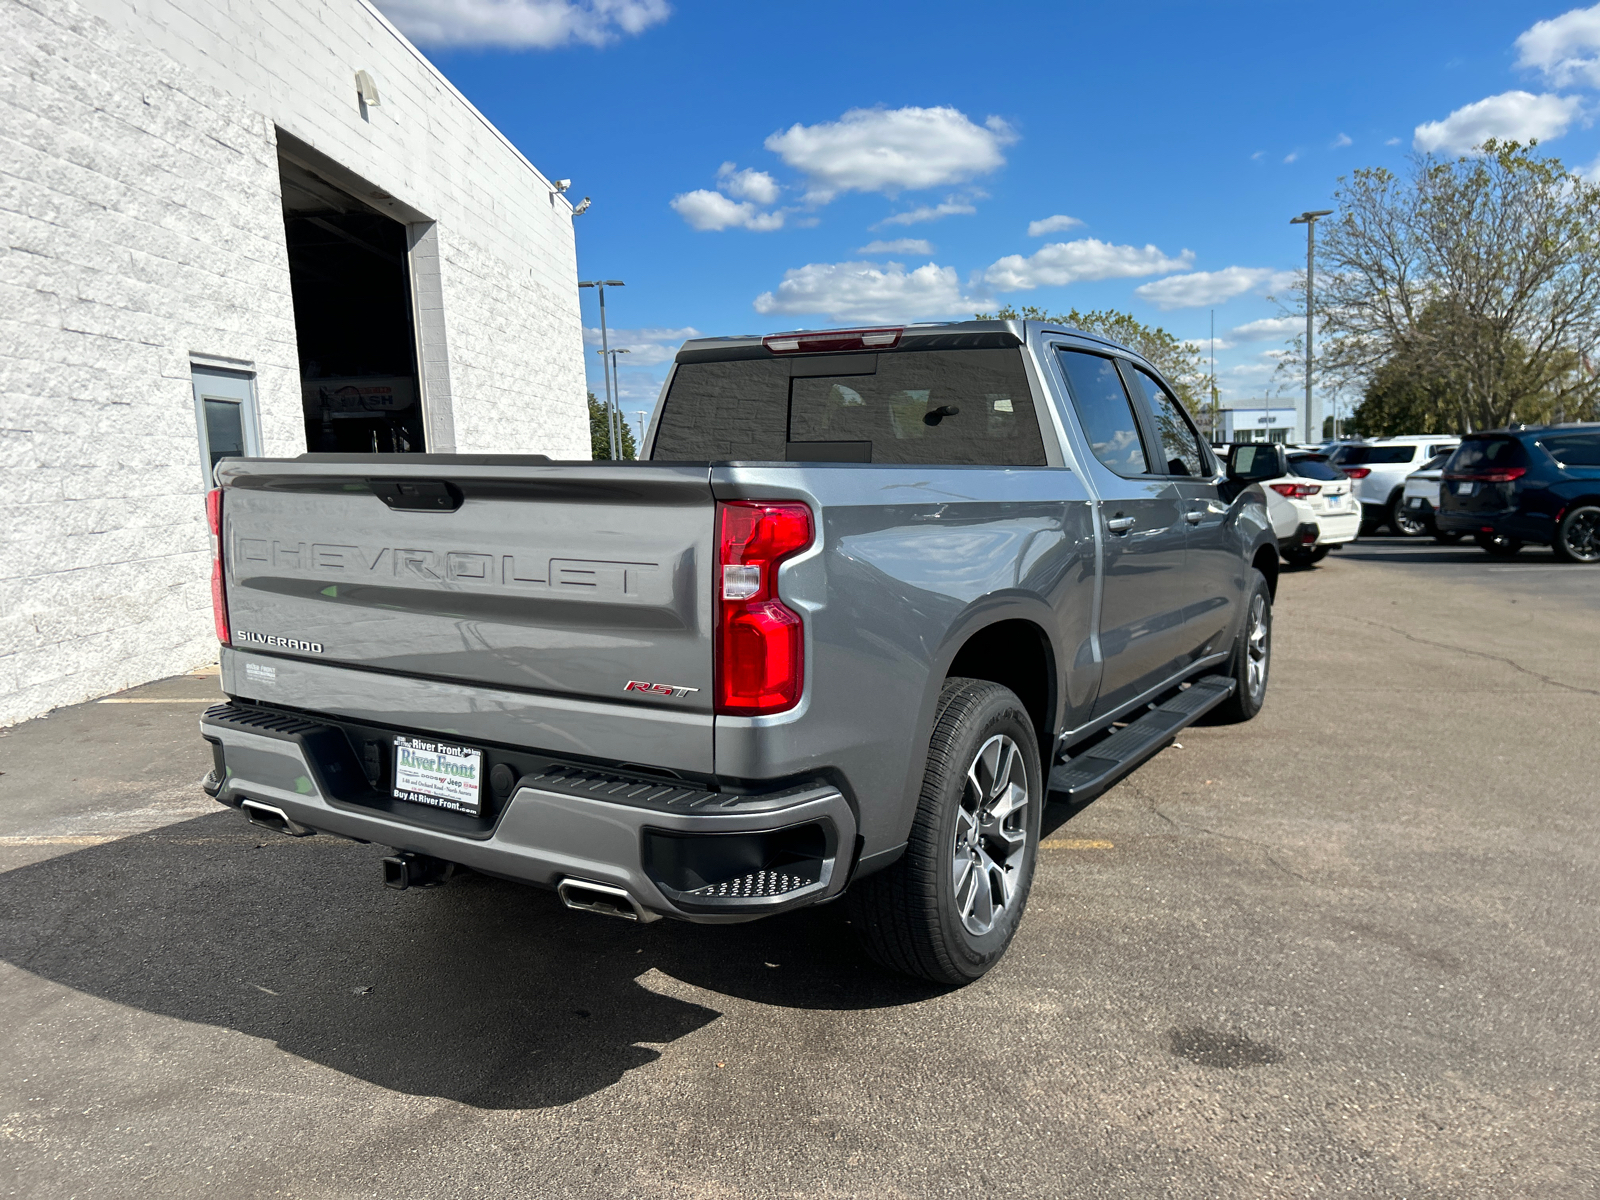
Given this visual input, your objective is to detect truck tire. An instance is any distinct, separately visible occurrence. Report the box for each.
[850,678,1042,986]
[1475,532,1522,556]
[1205,570,1272,724]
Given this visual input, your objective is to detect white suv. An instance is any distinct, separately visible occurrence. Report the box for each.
[1329,436,1460,535]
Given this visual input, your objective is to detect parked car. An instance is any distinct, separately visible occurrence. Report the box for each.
[1330,436,1461,535]
[1436,424,1600,561]
[1400,453,1461,542]
[197,319,1284,986]
[1222,445,1359,566]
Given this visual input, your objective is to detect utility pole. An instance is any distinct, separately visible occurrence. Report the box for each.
[578,279,625,458]
[1289,211,1332,444]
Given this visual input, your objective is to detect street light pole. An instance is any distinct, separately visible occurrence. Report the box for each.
[1289,210,1332,443]
[578,279,625,459]
[607,347,630,455]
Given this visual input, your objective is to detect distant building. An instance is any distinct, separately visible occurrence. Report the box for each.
[1221,404,1301,444]
[2,0,589,726]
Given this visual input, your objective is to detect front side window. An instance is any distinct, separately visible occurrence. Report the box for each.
[1130,367,1205,477]
[1056,349,1151,476]
[1542,431,1600,467]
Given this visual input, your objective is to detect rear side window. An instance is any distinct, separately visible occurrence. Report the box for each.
[1427,443,1458,458]
[652,349,1045,465]
[1287,453,1344,481]
[1417,453,1451,472]
[1332,445,1417,465]
[1057,349,1151,476]
[1449,438,1528,471]
[1542,431,1600,466]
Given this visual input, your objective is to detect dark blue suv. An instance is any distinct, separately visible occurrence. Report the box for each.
[1436,424,1600,562]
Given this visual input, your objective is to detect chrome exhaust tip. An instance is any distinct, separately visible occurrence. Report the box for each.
[240,799,313,837]
[557,878,659,923]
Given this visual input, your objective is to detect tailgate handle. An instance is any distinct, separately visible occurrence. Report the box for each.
[369,479,463,512]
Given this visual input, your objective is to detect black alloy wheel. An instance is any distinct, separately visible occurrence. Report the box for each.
[1553,505,1600,564]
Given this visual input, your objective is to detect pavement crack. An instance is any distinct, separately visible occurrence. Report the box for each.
[1150,802,1311,883]
[1328,614,1600,696]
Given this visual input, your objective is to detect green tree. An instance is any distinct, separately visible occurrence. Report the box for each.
[1315,140,1600,431]
[588,391,636,460]
[975,304,1213,421]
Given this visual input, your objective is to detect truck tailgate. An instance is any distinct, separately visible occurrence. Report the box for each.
[218,458,716,711]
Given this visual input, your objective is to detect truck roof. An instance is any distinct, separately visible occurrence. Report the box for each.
[674,319,1135,364]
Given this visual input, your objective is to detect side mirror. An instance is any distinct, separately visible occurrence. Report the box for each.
[1227,444,1286,482]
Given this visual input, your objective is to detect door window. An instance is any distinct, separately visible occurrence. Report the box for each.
[192,366,261,486]
[1056,349,1151,476]
[1542,431,1600,466]
[1130,367,1206,477]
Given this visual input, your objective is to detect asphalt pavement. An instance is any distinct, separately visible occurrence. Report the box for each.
[1,537,1596,1198]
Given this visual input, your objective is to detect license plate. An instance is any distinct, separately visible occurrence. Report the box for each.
[1458,481,1476,496]
[1326,495,1341,508]
[1407,497,1422,508]
[393,736,483,816]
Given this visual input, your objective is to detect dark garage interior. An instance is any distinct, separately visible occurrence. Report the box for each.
[279,152,426,453]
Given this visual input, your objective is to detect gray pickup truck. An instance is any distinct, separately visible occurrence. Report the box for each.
[199,319,1281,984]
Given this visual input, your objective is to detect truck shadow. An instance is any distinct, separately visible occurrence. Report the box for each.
[0,812,944,1109]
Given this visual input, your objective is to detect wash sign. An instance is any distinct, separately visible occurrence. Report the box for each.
[393,736,483,816]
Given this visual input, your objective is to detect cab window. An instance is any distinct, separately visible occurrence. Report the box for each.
[1056,349,1152,476]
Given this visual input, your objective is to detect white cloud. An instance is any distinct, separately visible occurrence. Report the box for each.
[1229,316,1303,342]
[1284,151,1299,163]
[753,261,967,323]
[1027,214,1083,237]
[716,163,780,205]
[1413,90,1582,153]
[1133,267,1296,311]
[583,325,699,366]
[1184,337,1235,352]
[1331,132,1353,148]
[670,189,785,232]
[1516,4,1600,87]
[982,239,1193,292]
[376,0,669,47]
[765,106,1016,201]
[873,200,977,228]
[1251,150,1266,160]
[1385,137,1401,145]
[857,238,934,255]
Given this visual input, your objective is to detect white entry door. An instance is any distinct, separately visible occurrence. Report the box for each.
[192,366,262,487]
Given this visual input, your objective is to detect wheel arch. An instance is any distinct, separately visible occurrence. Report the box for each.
[1251,542,1280,599]
[943,617,1057,763]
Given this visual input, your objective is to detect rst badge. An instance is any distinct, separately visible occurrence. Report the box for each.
[623,680,700,699]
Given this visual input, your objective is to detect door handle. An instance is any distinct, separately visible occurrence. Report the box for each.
[1184,509,1205,524]
[1106,515,1135,533]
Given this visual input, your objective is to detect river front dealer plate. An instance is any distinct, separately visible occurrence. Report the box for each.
[393,736,483,816]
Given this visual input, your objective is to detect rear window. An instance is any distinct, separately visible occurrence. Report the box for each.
[1287,453,1344,481]
[652,349,1046,465]
[1331,444,1418,465]
[1417,453,1451,471]
[1448,437,1528,472]
[1541,431,1600,466]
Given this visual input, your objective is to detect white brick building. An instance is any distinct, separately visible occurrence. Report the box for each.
[1,0,589,726]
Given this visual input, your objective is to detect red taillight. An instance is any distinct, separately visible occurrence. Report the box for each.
[716,501,813,715]
[1454,467,1526,483]
[1269,482,1322,498]
[762,327,902,354]
[1342,467,1371,479]
[207,488,230,645]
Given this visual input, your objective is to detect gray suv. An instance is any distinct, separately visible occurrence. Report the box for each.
[199,320,1281,983]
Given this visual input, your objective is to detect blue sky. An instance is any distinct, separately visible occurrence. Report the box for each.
[377,1,1600,427]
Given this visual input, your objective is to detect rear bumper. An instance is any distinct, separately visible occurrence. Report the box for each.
[200,703,857,924]
[1436,509,1549,543]
[1312,510,1361,545]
